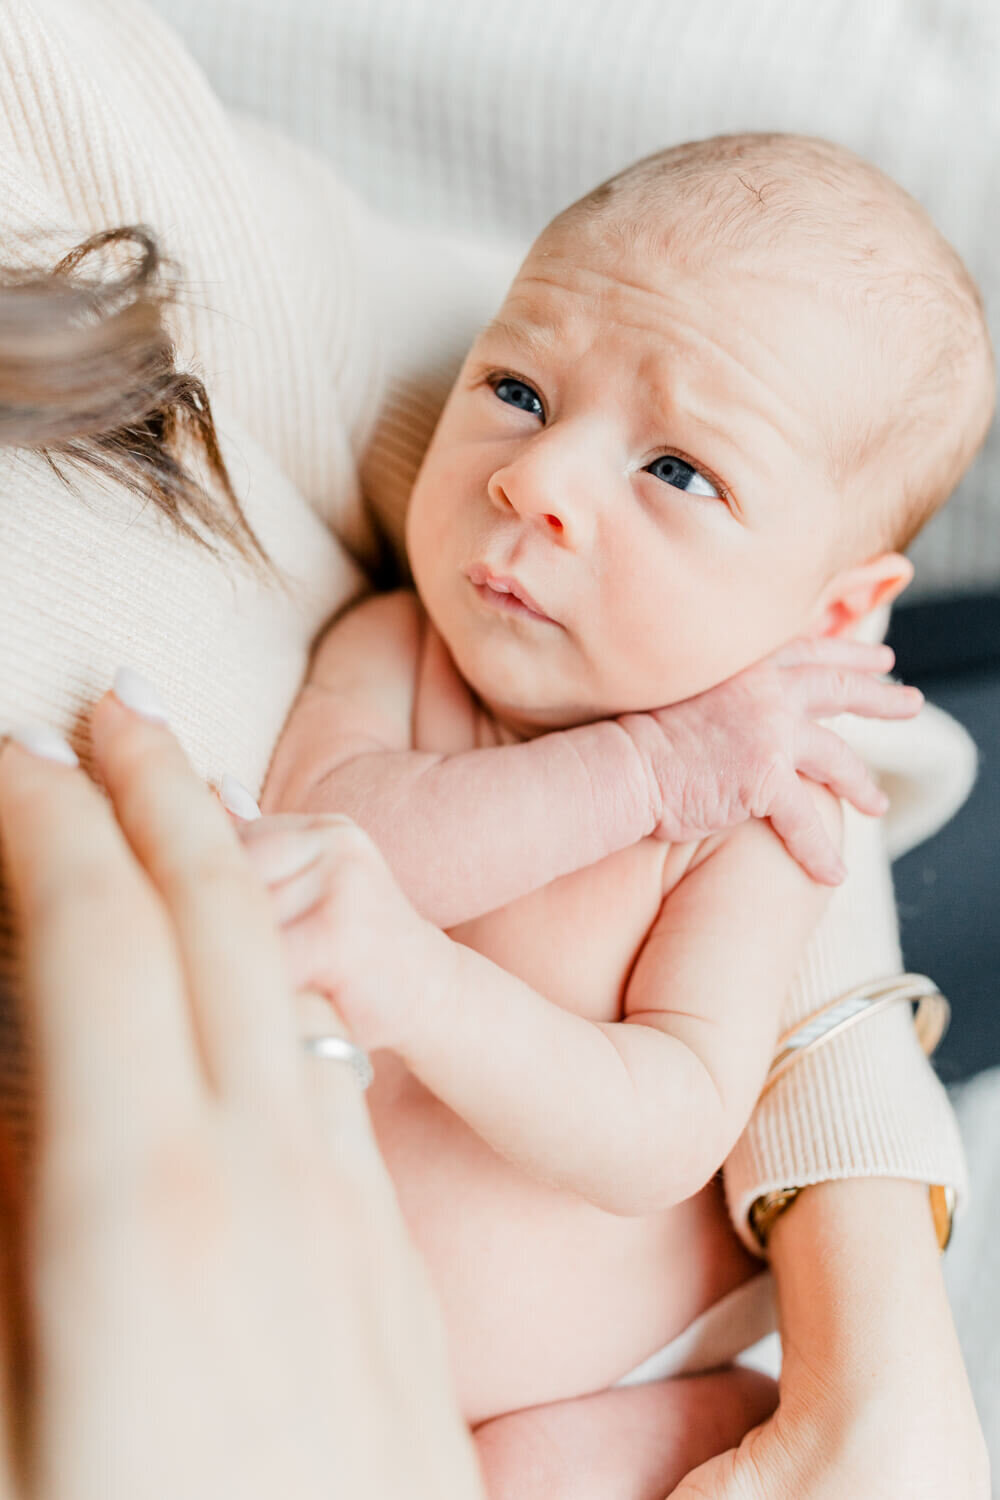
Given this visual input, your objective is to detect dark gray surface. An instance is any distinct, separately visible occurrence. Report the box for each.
[889,597,1000,1085]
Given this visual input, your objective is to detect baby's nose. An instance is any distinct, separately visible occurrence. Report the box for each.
[488,475,568,537]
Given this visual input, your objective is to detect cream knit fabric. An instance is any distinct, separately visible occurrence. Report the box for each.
[0,0,970,1252]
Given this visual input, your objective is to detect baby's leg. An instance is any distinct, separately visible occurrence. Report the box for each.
[472,1366,778,1500]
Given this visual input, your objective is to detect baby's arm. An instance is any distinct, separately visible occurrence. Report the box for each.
[260,589,917,930]
[261,589,658,930]
[357,786,843,1214]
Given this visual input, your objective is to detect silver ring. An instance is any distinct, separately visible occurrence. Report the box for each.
[301,1035,374,1090]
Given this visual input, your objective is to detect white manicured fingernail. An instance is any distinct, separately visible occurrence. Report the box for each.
[219,772,261,821]
[6,724,79,766]
[113,666,169,724]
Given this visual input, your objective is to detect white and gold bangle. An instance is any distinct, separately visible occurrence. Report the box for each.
[759,972,950,1101]
[750,973,955,1253]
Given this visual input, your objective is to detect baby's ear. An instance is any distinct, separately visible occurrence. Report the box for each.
[809,551,914,637]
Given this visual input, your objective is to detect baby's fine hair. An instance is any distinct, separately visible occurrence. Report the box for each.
[553,133,995,566]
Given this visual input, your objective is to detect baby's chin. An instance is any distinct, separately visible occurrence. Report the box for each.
[467,668,663,740]
[468,680,593,740]
[435,596,703,733]
[456,656,603,738]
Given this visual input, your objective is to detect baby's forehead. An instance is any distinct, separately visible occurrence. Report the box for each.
[522,145,936,361]
[495,232,863,419]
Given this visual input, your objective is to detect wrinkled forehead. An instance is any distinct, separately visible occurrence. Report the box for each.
[483,231,870,484]
[504,226,843,367]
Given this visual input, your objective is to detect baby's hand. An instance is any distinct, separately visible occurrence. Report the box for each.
[226,812,434,1051]
[620,637,922,884]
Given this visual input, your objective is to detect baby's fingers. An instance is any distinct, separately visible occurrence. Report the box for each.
[262,850,332,928]
[231,813,332,887]
[772,636,895,670]
[795,725,889,817]
[764,774,846,885]
[785,666,923,720]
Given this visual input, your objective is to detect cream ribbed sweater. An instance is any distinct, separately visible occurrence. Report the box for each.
[0,0,971,1252]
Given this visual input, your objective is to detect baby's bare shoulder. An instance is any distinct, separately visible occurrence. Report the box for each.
[310,588,425,689]
[306,587,514,756]
[264,590,427,797]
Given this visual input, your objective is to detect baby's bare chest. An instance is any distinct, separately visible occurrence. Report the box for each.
[448,846,674,1022]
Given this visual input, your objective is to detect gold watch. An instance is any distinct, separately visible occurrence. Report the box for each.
[749,1181,955,1254]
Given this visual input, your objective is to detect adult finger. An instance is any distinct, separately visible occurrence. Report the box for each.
[794,725,889,816]
[292,988,386,1174]
[0,737,200,1150]
[215,808,382,1144]
[216,772,261,822]
[782,666,923,719]
[88,680,299,1108]
[0,1115,26,1497]
[665,1445,766,1499]
[771,637,895,670]
[763,773,845,885]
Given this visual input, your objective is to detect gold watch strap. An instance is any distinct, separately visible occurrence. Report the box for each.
[749,1180,955,1254]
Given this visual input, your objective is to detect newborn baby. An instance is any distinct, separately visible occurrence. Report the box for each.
[245,133,994,1492]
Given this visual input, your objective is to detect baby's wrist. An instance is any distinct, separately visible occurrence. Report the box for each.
[390,920,461,1064]
[612,712,668,836]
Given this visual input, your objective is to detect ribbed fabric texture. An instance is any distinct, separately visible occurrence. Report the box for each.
[725,803,969,1246]
[0,0,971,1248]
[151,0,1000,604]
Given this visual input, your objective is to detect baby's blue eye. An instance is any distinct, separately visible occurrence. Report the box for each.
[644,454,719,497]
[492,377,544,419]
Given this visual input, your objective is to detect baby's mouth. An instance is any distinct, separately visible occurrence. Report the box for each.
[465,564,557,625]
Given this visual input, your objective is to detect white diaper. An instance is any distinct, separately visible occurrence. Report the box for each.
[613,1271,780,1386]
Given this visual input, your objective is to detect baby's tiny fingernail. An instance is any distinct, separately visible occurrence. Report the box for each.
[831,858,847,882]
[875,789,890,812]
[113,666,169,724]
[6,724,79,767]
[219,772,261,821]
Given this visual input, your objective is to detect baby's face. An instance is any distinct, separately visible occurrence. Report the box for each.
[407,222,873,734]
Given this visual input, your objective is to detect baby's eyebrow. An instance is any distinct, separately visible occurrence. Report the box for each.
[479,314,782,512]
[478,317,563,362]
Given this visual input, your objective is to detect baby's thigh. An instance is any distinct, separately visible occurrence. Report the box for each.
[472,1366,778,1500]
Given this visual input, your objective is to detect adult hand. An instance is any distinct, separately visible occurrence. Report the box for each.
[0,686,484,1500]
[665,1178,990,1500]
[664,1355,989,1500]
